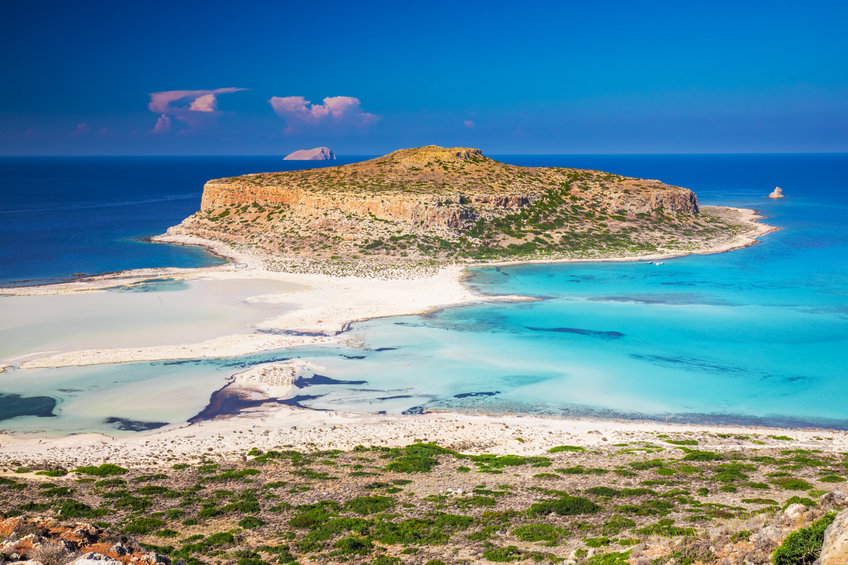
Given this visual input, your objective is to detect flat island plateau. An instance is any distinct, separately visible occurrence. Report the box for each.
[5,148,847,565]
[158,145,769,275]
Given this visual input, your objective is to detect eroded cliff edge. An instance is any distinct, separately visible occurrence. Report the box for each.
[164,146,765,271]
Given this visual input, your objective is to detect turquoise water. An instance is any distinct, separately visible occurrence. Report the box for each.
[278,154,848,427]
[1,154,846,433]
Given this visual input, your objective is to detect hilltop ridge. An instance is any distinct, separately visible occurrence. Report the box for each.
[165,146,762,272]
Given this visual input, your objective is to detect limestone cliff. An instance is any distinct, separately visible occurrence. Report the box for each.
[169,146,740,265]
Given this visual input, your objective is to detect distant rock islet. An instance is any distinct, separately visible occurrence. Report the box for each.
[283,147,336,161]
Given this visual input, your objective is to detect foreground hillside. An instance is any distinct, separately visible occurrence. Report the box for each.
[2,437,847,564]
[165,147,757,271]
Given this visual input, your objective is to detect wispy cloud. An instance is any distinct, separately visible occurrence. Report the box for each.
[73,122,90,135]
[464,120,475,129]
[268,95,378,134]
[148,87,247,133]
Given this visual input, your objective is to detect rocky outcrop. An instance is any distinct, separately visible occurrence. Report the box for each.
[0,518,169,565]
[283,146,335,160]
[818,508,848,565]
[769,186,785,198]
[171,145,726,263]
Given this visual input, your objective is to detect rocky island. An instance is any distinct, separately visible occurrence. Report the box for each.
[283,146,336,161]
[163,146,769,274]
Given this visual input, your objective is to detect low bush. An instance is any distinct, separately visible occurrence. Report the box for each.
[529,495,600,516]
[772,512,835,565]
[74,464,127,477]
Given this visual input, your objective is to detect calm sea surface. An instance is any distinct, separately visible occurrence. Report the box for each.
[0,156,366,285]
[1,154,846,434]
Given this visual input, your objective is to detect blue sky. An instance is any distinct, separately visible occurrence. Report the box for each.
[1,0,846,155]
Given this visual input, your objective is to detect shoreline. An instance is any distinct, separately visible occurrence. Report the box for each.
[2,400,847,468]
[0,205,773,371]
[0,204,800,459]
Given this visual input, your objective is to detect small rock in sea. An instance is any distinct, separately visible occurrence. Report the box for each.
[768,186,785,198]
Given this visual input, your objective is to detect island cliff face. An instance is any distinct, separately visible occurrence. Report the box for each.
[170,146,736,266]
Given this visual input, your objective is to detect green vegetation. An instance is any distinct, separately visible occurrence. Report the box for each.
[772,512,835,565]
[512,523,569,543]
[548,445,586,453]
[74,464,128,477]
[1,437,843,564]
[529,495,600,516]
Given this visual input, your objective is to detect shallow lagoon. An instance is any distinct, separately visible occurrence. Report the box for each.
[1,154,846,435]
[0,278,300,364]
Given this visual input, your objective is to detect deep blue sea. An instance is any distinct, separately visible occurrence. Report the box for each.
[0,156,367,285]
[1,154,847,434]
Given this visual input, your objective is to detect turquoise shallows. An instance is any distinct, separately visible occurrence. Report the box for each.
[1,154,846,433]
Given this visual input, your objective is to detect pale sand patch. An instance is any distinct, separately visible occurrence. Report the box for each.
[2,205,773,370]
[18,334,338,369]
[6,265,484,369]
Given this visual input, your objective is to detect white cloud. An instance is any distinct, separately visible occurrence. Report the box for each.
[268,95,378,134]
[73,123,90,135]
[148,87,246,132]
[188,93,220,113]
[464,120,475,129]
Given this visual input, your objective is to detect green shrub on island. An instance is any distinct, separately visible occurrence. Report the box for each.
[529,495,600,516]
[599,516,636,536]
[74,463,128,477]
[238,516,265,530]
[57,500,107,519]
[344,495,395,515]
[384,443,455,473]
[332,536,373,556]
[772,512,835,565]
[782,496,815,509]
[548,445,586,453]
[772,477,814,491]
[34,469,67,477]
[481,545,526,562]
[585,551,631,564]
[511,523,568,543]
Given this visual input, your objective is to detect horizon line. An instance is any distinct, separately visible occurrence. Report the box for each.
[2,151,847,158]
